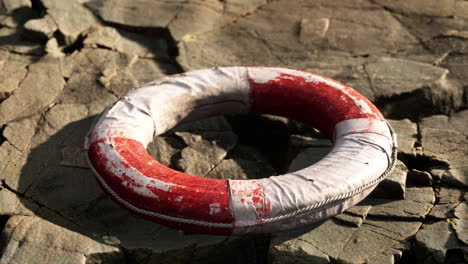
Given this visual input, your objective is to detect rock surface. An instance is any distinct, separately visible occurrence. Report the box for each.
[0,0,467,263]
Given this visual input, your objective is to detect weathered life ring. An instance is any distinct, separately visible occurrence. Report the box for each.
[84,67,397,235]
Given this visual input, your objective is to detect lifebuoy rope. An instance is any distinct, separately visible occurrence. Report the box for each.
[84,120,397,228]
[262,122,398,224]
[84,67,397,234]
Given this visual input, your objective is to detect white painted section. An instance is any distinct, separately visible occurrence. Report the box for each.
[86,67,397,233]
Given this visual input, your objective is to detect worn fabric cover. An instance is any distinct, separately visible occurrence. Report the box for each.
[84,67,397,235]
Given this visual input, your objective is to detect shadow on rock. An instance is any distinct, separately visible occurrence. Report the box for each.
[15,114,271,263]
[18,116,217,249]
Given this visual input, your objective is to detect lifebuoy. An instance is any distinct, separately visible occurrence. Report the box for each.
[84,67,397,235]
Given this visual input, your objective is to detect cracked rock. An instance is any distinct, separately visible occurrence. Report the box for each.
[420,111,468,187]
[366,57,463,118]
[0,0,34,28]
[407,169,433,187]
[271,218,422,264]
[338,219,421,264]
[175,131,238,177]
[335,205,372,227]
[0,187,38,216]
[270,235,330,264]
[370,160,407,199]
[205,144,276,180]
[0,215,124,264]
[62,48,171,115]
[86,0,268,41]
[428,203,458,219]
[83,26,169,59]
[373,0,466,18]
[0,27,43,55]
[147,136,185,167]
[23,15,58,41]
[178,1,419,70]
[0,51,35,100]
[437,187,466,204]
[366,187,435,219]
[415,221,461,264]
[270,219,356,262]
[41,0,98,44]
[387,119,417,156]
[0,56,65,126]
[0,0,466,263]
[451,217,468,245]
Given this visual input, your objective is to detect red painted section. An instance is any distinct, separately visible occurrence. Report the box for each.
[88,137,234,235]
[248,71,383,138]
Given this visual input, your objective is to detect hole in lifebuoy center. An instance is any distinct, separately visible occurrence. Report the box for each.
[146,113,332,180]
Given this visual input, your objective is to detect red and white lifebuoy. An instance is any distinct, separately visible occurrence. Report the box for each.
[84,67,397,235]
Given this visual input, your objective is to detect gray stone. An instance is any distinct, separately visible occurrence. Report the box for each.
[421,110,467,134]
[371,160,407,199]
[41,0,98,44]
[373,0,462,17]
[337,220,421,264]
[86,0,267,41]
[45,38,64,57]
[0,142,28,190]
[206,157,276,180]
[23,15,58,40]
[415,221,461,264]
[299,18,330,44]
[172,116,232,133]
[3,114,39,151]
[367,249,403,264]
[85,0,184,29]
[387,119,417,156]
[334,205,371,228]
[407,169,433,187]
[438,188,465,204]
[441,162,468,188]
[147,136,184,167]
[271,219,356,261]
[62,48,168,113]
[428,203,458,219]
[0,186,20,214]
[1,0,31,11]
[366,187,434,219]
[178,1,419,70]
[0,0,34,27]
[441,54,468,86]
[420,111,468,165]
[270,236,330,264]
[0,187,38,216]
[271,217,418,264]
[451,202,468,245]
[0,215,124,264]
[451,218,468,244]
[366,57,464,117]
[175,131,238,176]
[366,57,448,98]
[0,27,43,55]
[83,26,169,59]
[0,51,34,100]
[454,203,467,220]
[0,0,466,262]
[0,56,65,126]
